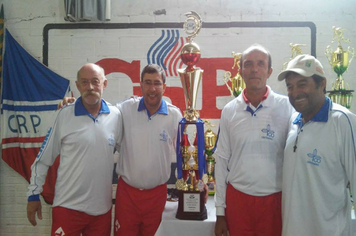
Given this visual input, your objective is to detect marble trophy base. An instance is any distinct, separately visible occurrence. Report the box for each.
[176,189,207,220]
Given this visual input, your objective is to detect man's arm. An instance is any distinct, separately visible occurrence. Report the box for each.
[214,110,231,236]
[26,158,50,226]
[26,112,62,226]
[341,113,356,203]
[214,154,229,236]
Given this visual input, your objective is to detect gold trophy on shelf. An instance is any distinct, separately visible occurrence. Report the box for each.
[175,11,207,220]
[325,26,354,109]
[204,120,217,196]
[223,52,245,97]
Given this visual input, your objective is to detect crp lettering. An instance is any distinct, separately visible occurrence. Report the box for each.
[8,114,41,134]
[30,115,41,133]
[8,114,28,133]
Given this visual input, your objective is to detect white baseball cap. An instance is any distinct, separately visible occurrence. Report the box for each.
[278,54,325,81]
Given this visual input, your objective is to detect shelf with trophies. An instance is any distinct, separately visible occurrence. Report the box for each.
[175,11,208,220]
[325,26,354,109]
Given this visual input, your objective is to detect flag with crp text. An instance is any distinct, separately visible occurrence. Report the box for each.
[0,29,71,204]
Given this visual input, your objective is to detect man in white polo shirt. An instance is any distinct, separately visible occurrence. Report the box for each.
[114,64,182,236]
[214,44,294,236]
[278,54,356,235]
[27,63,122,236]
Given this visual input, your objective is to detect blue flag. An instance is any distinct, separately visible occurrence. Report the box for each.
[1,29,70,204]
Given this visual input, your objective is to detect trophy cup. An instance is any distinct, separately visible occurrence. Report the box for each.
[223,52,245,97]
[326,26,355,109]
[175,11,207,220]
[204,122,217,196]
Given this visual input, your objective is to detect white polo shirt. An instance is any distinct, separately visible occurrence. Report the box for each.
[282,97,356,236]
[27,98,122,215]
[115,96,182,189]
[215,86,294,216]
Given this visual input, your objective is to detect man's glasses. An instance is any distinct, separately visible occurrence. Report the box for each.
[79,79,101,87]
[142,80,163,87]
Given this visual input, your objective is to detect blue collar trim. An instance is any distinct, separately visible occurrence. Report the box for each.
[74,97,110,116]
[293,97,330,125]
[245,104,263,116]
[138,97,168,116]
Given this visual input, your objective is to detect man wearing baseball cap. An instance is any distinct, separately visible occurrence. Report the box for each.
[278,54,356,235]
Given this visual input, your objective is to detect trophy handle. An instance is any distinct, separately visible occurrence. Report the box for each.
[348,46,355,68]
[223,71,234,97]
[325,45,333,65]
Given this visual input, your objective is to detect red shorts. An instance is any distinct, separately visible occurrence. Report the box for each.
[225,184,282,236]
[114,177,167,236]
[51,206,111,236]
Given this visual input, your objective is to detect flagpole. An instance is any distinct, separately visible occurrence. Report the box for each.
[0,4,4,89]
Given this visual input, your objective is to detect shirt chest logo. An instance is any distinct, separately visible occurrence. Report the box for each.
[160,130,168,142]
[261,124,275,140]
[108,135,115,147]
[307,149,322,166]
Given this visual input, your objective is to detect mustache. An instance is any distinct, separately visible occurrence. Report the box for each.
[246,73,261,80]
[290,93,307,101]
[246,76,260,80]
[82,91,100,97]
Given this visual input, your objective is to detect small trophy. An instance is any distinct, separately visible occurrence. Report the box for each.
[282,43,306,70]
[175,11,207,220]
[204,121,217,196]
[223,52,245,97]
[326,26,355,109]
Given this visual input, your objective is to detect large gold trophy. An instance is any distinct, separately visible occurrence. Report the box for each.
[326,26,355,108]
[175,11,207,220]
[223,52,245,97]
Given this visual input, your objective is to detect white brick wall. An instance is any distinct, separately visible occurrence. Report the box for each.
[1,0,355,235]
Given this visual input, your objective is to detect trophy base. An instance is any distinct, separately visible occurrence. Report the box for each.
[176,189,207,220]
[207,181,216,196]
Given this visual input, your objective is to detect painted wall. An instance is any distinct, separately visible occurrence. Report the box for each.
[0,0,355,235]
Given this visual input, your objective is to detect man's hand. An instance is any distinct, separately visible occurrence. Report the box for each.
[204,183,208,204]
[27,201,42,226]
[215,215,229,236]
[57,97,76,110]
